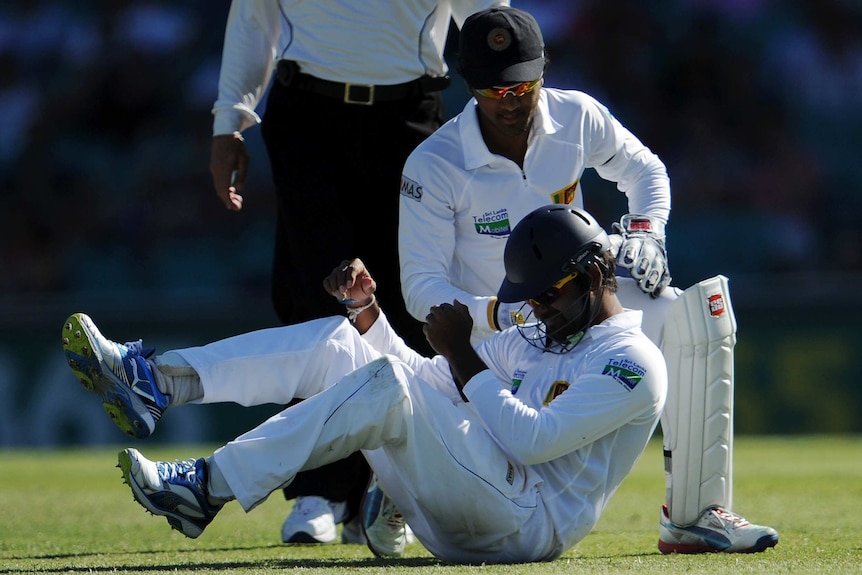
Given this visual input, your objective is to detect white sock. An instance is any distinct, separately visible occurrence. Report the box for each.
[205,456,235,504]
[152,351,204,406]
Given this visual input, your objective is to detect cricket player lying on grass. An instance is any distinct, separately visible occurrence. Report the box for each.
[63,206,673,563]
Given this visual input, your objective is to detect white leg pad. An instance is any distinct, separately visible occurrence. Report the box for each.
[660,275,735,526]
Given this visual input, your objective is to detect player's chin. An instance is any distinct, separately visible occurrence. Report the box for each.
[495,115,529,134]
[544,322,570,342]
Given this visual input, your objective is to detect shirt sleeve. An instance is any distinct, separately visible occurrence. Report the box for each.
[581,94,671,223]
[450,0,511,27]
[211,0,282,135]
[361,311,465,403]
[398,150,497,331]
[463,343,666,465]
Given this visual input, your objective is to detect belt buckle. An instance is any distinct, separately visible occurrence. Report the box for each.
[344,83,374,105]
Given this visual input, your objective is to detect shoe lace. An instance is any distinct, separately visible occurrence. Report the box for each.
[711,507,750,528]
[157,458,199,484]
[122,339,156,359]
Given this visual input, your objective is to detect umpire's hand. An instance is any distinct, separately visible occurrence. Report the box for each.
[210,132,249,211]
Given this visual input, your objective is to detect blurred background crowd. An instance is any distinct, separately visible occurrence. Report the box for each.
[2,0,861,312]
[1,1,861,443]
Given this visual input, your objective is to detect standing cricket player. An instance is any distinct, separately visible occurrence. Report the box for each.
[398,6,779,553]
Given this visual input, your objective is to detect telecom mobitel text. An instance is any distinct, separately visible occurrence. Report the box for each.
[474,209,511,237]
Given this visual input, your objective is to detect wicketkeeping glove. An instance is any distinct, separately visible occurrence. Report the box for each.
[609,214,671,298]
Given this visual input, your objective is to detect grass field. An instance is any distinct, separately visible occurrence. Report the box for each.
[1,436,860,574]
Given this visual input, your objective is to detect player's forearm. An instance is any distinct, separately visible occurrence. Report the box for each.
[604,139,671,222]
[443,346,488,399]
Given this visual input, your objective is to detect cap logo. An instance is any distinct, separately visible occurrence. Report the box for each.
[487,28,511,51]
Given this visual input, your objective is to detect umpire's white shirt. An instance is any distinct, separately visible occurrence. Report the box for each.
[399,88,673,343]
[212,0,507,135]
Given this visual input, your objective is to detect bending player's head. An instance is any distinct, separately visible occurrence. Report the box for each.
[498,205,617,353]
[457,6,546,90]
[457,7,548,138]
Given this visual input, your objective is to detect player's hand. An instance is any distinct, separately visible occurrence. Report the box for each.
[423,301,474,357]
[425,301,486,396]
[210,133,249,211]
[610,214,671,298]
[323,259,376,304]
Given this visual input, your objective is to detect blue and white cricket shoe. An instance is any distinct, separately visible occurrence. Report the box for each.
[658,504,779,554]
[62,312,169,438]
[118,447,223,539]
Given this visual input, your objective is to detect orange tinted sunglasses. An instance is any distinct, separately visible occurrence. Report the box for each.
[474,78,542,100]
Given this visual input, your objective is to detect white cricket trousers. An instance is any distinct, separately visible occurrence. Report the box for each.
[174,317,560,564]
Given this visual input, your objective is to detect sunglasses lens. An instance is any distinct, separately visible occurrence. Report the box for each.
[476,79,540,99]
[528,271,579,307]
[529,288,560,307]
[513,81,535,96]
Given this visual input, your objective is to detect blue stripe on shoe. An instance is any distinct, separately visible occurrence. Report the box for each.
[683,525,732,550]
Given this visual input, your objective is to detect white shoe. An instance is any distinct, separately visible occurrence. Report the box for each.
[658,504,779,554]
[281,496,348,544]
[117,448,223,539]
[361,475,414,557]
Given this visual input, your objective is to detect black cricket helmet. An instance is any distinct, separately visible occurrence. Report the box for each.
[498,205,611,303]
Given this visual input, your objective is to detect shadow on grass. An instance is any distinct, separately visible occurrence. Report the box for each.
[576,551,662,559]
[2,545,446,572]
[2,559,444,573]
[7,542,664,569]
[6,544,283,561]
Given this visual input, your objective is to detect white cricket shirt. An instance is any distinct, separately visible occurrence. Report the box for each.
[399,88,671,338]
[363,308,667,554]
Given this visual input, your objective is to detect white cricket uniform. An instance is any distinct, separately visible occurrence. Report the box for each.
[176,312,666,563]
[213,0,508,135]
[399,88,676,345]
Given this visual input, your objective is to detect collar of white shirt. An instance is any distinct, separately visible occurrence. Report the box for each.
[459,89,561,170]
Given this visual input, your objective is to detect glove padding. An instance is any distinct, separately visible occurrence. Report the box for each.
[609,214,671,298]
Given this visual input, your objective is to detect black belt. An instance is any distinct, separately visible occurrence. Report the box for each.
[276,60,450,105]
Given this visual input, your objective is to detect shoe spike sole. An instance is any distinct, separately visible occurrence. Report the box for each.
[62,314,152,439]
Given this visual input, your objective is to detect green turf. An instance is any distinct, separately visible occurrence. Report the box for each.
[1,436,860,574]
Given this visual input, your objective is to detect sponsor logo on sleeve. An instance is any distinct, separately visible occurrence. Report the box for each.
[543,380,570,405]
[510,369,526,395]
[550,179,578,205]
[473,208,511,237]
[400,176,423,202]
[602,358,646,391]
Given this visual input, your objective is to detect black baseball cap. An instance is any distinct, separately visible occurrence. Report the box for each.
[458,7,545,89]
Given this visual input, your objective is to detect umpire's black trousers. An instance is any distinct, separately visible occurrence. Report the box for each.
[261,74,444,518]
